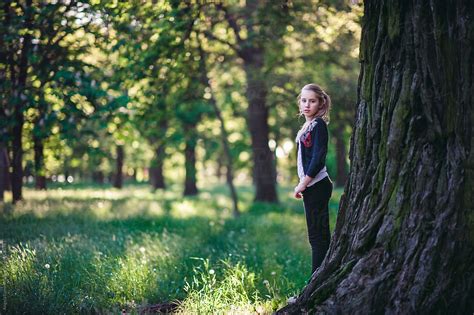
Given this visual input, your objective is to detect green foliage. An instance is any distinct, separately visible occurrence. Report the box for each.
[2,0,360,208]
[1,183,342,313]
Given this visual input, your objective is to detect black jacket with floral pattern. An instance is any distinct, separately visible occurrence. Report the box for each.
[297,117,329,178]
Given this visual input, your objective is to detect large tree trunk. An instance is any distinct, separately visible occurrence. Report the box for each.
[210,1,280,203]
[113,145,124,189]
[242,47,278,203]
[33,135,47,190]
[183,123,198,196]
[278,1,473,314]
[240,1,278,203]
[334,125,348,187]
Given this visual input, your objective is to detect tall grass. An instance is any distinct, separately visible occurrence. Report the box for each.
[0,183,342,314]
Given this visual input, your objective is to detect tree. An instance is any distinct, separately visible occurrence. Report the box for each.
[1,0,33,202]
[0,146,9,202]
[198,42,240,217]
[203,2,294,203]
[103,1,201,192]
[1,1,107,200]
[278,1,473,314]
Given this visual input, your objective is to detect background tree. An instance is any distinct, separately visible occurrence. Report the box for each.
[278,0,473,313]
[0,0,112,200]
[1,0,361,210]
[202,1,296,203]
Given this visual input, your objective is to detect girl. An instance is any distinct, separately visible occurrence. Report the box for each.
[294,83,333,276]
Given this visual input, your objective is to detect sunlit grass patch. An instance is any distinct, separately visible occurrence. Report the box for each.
[178,258,283,314]
[1,183,343,313]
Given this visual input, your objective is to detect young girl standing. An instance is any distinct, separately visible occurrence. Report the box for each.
[294,83,333,276]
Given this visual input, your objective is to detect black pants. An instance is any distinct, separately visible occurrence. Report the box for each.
[302,176,333,274]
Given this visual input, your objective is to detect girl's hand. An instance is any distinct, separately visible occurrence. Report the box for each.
[294,183,306,199]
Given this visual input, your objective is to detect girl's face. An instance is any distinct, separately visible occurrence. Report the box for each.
[299,89,320,119]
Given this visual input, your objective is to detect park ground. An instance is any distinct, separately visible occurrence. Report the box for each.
[0,182,342,314]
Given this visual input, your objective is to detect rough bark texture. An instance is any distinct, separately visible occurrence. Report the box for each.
[278,1,473,314]
[334,126,349,187]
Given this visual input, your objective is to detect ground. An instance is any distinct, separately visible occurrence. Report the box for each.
[0,182,342,314]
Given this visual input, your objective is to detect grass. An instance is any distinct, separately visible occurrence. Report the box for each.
[0,182,342,314]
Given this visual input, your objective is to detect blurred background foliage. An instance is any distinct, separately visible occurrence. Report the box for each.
[1,0,361,202]
[1,0,363,313]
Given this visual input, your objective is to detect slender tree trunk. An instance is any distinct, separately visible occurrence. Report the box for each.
[11,101,24,203]
[149,118,167,189]
[10,0,32,203]
[216,155,223,182]
[150,145,166,189]
[198,44,240,216]
[183,123,198,196]
[113,145,124,189]
[334,125,348,187]
[0,145,8,202]
[33,135,46,190]
[278,1,474,314]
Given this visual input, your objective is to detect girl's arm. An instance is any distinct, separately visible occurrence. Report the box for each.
[299,174,315,187]
[306,118,328,178]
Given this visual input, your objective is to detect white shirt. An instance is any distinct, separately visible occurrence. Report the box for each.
[297,141,328,187]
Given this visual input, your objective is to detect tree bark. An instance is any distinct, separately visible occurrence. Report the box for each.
[183,123,198,196]
[113,145,124,189]
[278,1,474,314]
[334,125,348,187]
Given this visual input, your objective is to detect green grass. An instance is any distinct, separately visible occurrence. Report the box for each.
[0,182,342,314]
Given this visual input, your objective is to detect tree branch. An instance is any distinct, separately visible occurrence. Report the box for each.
[203,30,239,53]
[215,3,243,46]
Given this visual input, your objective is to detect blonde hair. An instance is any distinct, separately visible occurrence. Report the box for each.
[295,84,331,140]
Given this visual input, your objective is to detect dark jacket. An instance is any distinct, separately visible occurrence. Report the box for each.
[297,117,328,178]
